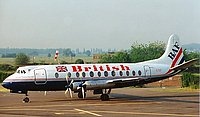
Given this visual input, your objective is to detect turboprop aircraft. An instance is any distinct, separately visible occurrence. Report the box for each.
[2,34,198,103]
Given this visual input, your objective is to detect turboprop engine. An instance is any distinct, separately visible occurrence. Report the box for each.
[71,80,114,91]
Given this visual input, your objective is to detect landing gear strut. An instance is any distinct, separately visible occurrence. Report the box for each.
[100,88,111,101]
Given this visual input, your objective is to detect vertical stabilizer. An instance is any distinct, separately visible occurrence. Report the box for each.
[157,34,185,68]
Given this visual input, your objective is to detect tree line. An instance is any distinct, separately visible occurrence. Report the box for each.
[99,41,199,63]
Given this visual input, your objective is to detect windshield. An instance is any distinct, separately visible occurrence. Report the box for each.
[16,69,26,74]
[15,66,41,74]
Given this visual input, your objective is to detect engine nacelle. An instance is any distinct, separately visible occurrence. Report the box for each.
[71,82,82,91]
[71,80,115,91]
[84,80,114,90]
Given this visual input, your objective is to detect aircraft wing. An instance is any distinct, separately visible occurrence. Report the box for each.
[170,58,199,71]
[106,77,144,83]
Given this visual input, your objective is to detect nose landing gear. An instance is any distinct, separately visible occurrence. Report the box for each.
[23,97,30,103]
[22,93,30,103]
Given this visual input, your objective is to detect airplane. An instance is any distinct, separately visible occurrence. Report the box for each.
[2,34,198,103]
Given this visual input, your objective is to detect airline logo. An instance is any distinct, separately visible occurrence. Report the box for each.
[56,66,67,72]
[168,42,180,60]
[56,65,130,72]
[71,65,130,72]
[166,41,184,74]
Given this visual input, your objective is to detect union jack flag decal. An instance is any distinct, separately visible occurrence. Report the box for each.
[56,66,67,72]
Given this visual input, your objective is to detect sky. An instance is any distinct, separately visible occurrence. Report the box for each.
[0,0,199,49]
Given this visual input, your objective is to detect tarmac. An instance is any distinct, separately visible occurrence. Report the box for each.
[0,87,199,117]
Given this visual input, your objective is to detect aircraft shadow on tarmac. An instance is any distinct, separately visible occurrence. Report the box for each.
[109,93,199,104]
[39,93,199,104]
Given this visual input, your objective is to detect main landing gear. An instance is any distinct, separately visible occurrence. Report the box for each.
[77,87,86,99]
[100,88,111,101]
[78,91,86,99]
[100,94,109,101]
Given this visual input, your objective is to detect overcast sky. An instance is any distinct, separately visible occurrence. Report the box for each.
[0,0,199,49]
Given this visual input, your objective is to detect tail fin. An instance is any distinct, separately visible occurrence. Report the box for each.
[158,34,185,68]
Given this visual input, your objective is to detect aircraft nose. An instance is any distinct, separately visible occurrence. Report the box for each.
[2,82,11,89]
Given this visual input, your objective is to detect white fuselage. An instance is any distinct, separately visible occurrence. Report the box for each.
[3,62,170,91]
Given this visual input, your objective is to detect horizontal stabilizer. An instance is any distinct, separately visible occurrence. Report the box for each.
[170,58,199,71]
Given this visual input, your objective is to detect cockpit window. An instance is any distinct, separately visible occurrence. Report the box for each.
[22,70,26,74]
[16,69,26,74]
[17,70,20,73]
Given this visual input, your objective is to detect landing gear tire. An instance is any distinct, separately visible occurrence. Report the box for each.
[78,92,86,99]
[23,97,30,103]
[100,94,109,101]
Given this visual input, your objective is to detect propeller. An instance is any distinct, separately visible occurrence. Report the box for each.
[65,74,73,98]
[77,83,86,99]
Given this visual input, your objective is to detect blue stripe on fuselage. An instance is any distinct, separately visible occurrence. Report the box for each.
[2,81,68,91]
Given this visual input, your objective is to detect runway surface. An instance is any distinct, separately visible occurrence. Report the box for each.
[0,87,199,117]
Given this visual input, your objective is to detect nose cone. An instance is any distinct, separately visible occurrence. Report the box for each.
[2,82,11,89]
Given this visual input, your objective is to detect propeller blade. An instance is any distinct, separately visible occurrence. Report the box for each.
[69,79,74,86]
[65,77,74,98]
[65,89,68,95]
[66,75,69,83]
[44,91,47,96]
[81,87,85,99]
[69,88,73,98]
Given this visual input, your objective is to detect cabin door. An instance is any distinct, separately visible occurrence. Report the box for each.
[34,68,47,84]
[144,65,151,77]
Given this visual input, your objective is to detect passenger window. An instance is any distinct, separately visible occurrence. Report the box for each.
[82,72,86,77]
[119,71,123,76]
[132,70,135,76]
[67,72,71,78]
[97,71,101,77]
[90,71,94,77]
[111,71,115,77]
[138,70,142,76]
[76,72,80,77]
[55,73,59,78]
[104,71,108,77]
[126,71,129,76]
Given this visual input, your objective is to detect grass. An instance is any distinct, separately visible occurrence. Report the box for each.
[0,58,15,65]
[35,56,94,64]
[0,56,93,65]
[193,73,200,76]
